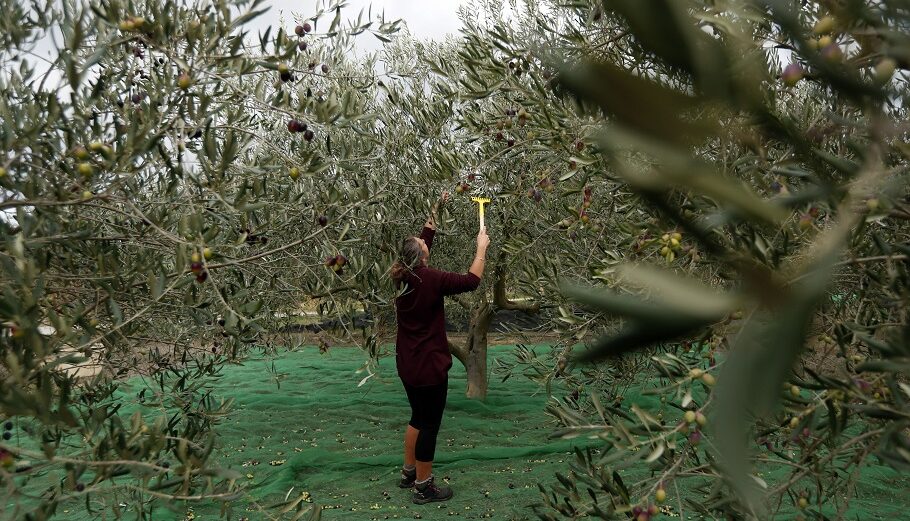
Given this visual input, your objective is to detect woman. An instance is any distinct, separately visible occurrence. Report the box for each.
[390,193,490,504]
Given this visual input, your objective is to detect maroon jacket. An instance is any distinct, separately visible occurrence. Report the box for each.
[395,227,481,387]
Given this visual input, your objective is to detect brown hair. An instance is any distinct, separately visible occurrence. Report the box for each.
[390,236,425,286]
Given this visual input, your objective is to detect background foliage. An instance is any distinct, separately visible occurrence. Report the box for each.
[1,0,908,519]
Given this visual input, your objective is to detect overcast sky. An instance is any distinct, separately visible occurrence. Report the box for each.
[250,0,471,54]
[28,1,471,64]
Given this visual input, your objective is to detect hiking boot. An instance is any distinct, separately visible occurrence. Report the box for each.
[412,476,453,504]
[398,468,416,489]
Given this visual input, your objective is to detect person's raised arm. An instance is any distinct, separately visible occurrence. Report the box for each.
[469,226,490,279]
[423,192,449,231]
[437,226,490,296]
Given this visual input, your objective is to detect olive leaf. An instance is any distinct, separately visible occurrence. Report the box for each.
[562,281,727,362]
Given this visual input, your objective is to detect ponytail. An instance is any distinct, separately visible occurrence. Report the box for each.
[390,261,408,286]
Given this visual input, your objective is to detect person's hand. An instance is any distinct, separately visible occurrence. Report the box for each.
[431,192,448,215]
[477,226,490,251]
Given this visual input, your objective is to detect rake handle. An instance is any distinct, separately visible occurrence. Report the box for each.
[471,198,490,229]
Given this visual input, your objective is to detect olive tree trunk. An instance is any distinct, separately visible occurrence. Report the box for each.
[449,300,493,400]
[448,247,540,400]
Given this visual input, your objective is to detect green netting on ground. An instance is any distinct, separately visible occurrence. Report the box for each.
[173,344,593,521]
[10,344,910,521]
[27,345,595,521]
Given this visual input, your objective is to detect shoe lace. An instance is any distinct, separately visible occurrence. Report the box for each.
[417,478,439,495]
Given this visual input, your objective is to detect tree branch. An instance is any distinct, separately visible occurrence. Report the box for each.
[452,295,472,311]
[493,249,540,313]
[448,340,467,366]
[309,285,357,299]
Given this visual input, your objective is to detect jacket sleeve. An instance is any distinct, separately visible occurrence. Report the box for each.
[419,226,435,251]
[435,269,481,296]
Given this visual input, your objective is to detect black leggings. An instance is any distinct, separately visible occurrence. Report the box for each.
[403,380,448,462]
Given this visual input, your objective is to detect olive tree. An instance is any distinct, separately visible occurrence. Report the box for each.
[0,0,400,518]
[329,7,655,400]
[438,0,910,519]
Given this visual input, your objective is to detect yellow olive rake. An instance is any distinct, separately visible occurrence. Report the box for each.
[471,197,490,229]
